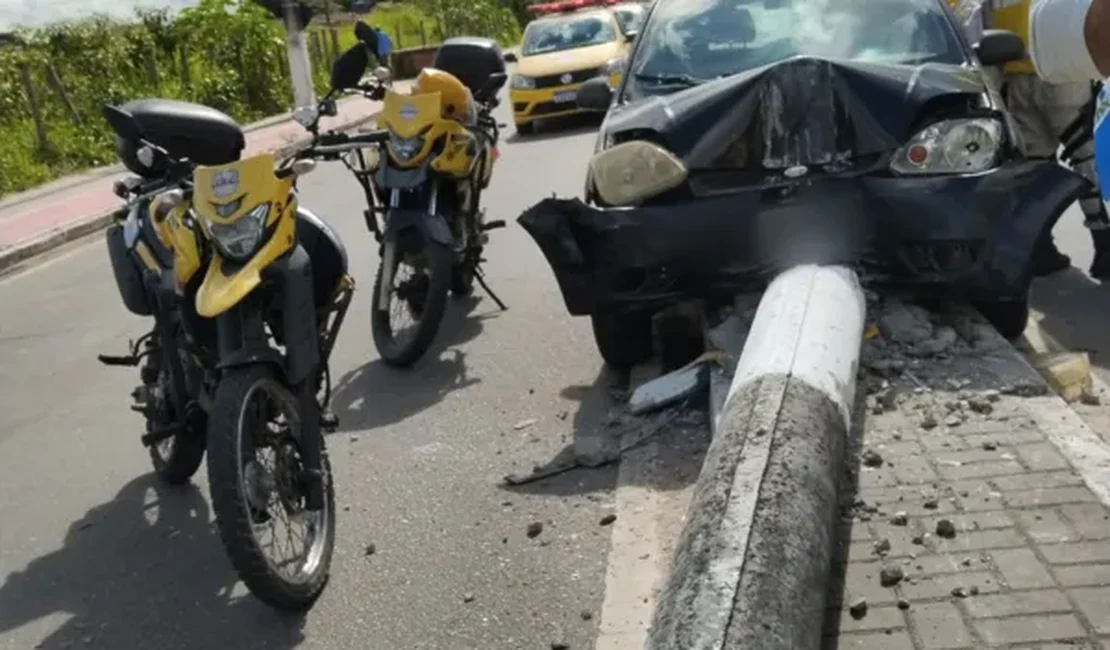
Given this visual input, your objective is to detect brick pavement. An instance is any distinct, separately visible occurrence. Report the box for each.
[825,303,1110,649]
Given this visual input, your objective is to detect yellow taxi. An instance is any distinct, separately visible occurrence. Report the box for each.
[503,0,636,135]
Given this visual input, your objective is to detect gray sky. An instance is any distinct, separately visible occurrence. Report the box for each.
[0,0,199,31]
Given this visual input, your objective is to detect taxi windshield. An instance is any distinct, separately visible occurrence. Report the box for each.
[629,0,965,92]
[521,13,619,55]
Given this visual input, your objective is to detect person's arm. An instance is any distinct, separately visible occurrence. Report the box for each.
[1029,0,1107,82]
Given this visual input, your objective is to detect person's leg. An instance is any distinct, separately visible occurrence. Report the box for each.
[1045,80,1110,278]
[1005,73,1073,275]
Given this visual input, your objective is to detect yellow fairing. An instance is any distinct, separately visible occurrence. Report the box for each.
[381,80,480,178]
[988,0,1035,74]
[192,152,297,318]
[149,201,204,288]
[414,68,473,123]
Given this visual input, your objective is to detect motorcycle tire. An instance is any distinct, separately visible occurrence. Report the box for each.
[206,365,335,611]
[143,345,205,485]
[371,235,453,368]
[148,419,206,486]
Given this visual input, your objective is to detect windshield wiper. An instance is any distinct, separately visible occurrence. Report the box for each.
[632,72,704,87]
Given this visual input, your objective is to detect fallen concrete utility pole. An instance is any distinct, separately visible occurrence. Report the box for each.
[646,264,865,650]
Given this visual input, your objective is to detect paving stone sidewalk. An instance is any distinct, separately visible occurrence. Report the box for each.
[826,298,1110,649]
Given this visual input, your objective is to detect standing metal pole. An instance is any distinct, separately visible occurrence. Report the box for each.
[283,0,316,109]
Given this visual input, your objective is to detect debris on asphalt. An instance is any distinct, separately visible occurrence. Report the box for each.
[951,586,968,598]
[935,519,957,539]
[581,611,593,621]
[897,599,911,610]
[463,593,475,603]
[502,402,691,486]
[628,359,710,415]
[364,543,377,556]
[861,448,883,468]
[872,538,891,556]
[890,511,908,526]
[513,418,538,431]
[848,597,868,619]
[599,514,617,527]
[879,564,904,587]
[551,643,570,650]
[526,521,544,538]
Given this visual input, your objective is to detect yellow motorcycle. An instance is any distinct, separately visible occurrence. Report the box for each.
[99,103,219,485]
[368,36,510,367]
[96,44,383,610]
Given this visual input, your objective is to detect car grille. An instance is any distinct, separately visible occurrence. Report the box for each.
[898,241,984,276]
[533,67,603,89]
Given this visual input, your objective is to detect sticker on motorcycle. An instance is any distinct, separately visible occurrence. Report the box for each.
[210,169,240,199]
[1094,81,1110,217]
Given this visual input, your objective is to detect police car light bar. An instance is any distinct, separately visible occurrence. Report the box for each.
[527,0,620,15]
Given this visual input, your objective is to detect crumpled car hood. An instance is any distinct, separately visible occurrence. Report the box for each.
[606,56,994,169]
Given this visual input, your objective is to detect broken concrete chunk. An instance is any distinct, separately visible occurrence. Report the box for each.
[879,564,904,587]
[908,326,958,357]
[848,598,868,619]
[878,301,934,344]
[629,362,708,415]
[1029,351,1093,403]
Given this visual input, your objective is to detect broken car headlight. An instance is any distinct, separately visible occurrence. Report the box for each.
[891,118,1003,175]
[588,140,688,206]
[388,133,425,164]
[207,202,270,261]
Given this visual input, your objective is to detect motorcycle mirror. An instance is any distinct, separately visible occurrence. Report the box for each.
[320,98,338,117]
[331,44,370,91]
[102,103,144,142]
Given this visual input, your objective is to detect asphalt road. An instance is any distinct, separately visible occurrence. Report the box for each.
[0,100,669,650]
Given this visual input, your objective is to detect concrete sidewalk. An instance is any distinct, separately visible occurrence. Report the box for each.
[828,298,1110,649]
[0,95,385,272]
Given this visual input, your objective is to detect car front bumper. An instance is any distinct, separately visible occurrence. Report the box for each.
[510,74,621,125]
[518,160,1086,315]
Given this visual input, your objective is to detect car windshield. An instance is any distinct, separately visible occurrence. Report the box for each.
[613,5,646,33]
[521,13,619,55]
[627,0,965,94]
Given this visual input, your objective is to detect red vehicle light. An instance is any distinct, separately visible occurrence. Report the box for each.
[527,0,621,15]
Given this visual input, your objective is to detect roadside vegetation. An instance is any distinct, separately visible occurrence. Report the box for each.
[0,0,519,198]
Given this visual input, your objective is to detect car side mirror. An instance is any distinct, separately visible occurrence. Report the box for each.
[975,29,1025,67]
[503,51,518,63]
[624,30,638,42]
[577,76,613,111]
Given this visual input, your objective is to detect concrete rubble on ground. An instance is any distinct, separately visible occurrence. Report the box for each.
[829,294,1110,648]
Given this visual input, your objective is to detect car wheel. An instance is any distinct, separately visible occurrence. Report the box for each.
[515,121,535,136]
[591,311,653,371]
[975,295,1030,340]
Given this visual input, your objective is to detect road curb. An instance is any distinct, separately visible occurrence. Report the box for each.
[647,265,865,649]
[0,111,381,275]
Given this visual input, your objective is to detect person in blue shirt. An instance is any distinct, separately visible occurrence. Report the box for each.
[374,26,393,68]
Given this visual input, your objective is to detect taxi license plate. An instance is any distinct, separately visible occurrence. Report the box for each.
[553,90,577,103]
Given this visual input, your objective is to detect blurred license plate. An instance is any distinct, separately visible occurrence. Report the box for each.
[553,90,577,103]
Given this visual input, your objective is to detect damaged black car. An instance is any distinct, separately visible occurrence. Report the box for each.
[517,0,1089,370]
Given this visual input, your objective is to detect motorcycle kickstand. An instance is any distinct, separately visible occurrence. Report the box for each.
[473,263,508,311]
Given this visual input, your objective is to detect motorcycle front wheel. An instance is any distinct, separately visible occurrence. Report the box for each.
[370,231,452,368]
[206,365,335,611]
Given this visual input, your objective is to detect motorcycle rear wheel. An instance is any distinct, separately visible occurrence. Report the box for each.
[371,234,453,368]
[206,365,335,611]
[143,341,205,485]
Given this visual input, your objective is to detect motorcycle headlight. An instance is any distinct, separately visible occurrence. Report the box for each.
[890,118,1003,175]
[207,202,270,261]
[389,133,425,164]
[588,140,688,206]
[511,74,535,90]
